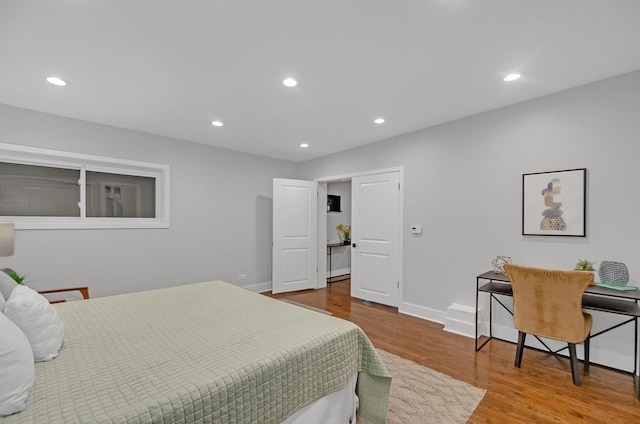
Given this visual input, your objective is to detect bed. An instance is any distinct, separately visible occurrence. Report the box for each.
[1,281,391,424]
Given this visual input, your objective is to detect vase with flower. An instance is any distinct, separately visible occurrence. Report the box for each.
[337,224,351,245]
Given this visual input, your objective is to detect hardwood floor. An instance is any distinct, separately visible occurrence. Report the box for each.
[267,279,640,423]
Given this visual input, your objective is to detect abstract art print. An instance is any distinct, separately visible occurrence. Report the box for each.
[522,168,586,236]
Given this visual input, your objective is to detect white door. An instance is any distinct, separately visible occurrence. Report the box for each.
[272,178,318,294]
[351,171,400,307]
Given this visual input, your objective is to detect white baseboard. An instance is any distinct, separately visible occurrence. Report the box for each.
[399,301,446,324]
[244,281,272,293]
[443,303,476,338]
[328,267,350,278]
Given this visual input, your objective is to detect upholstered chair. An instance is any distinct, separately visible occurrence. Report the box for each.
[503,264,594,386]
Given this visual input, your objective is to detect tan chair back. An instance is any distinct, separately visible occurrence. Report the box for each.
[503,264,594,343]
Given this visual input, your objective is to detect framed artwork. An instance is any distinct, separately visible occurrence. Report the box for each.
[327,194,341,212]
[522,168,586,237]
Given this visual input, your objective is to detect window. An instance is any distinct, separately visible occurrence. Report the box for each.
[85,171,156,218]
[0,143,169,229]
[0,163,80,217]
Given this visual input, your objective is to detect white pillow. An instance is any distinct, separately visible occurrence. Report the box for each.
[4,285,64,362]
[0,270,17,303]
[0,289,5,312]
[0,312,35,416]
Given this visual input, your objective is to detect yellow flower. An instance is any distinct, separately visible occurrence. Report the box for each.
[337,224,350,237]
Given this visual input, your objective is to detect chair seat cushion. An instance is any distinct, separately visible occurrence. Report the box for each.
[523,313,592,344]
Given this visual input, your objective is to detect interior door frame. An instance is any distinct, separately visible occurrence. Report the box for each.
[314,166,404,301]
[316,181,328,289]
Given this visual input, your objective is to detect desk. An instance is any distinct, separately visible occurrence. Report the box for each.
[475,271,640,399]
[327,242,350,282]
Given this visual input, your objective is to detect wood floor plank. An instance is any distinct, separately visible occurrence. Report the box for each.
[267,279,640,423]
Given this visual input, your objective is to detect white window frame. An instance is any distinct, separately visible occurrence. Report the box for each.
[0,143,170,229]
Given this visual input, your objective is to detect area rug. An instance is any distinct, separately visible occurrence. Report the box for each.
[366,349,486,424]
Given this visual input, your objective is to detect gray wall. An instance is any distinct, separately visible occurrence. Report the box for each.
[300,70,640,369]
[0,104,299,297]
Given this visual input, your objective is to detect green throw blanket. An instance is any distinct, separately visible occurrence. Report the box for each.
[2,281,390,424]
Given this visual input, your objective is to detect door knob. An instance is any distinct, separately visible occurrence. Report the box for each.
[352,243,357,248]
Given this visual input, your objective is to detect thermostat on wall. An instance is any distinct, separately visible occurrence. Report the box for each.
[411,225,422,234]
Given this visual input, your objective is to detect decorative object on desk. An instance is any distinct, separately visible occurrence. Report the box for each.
[337,224,351,244]
[327,194,341,212]
[522,168,586,237]
[491,256,512,274]
[598,261,629,286]
[0,222,15,256]
[574,259,596,271]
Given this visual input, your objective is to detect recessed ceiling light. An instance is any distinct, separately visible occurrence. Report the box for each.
[211,120,224,127]
[283,78,297,87]
[504,73,521,82]
[300,143,309,148]
[374,118,385,124]
[46,76,67,86]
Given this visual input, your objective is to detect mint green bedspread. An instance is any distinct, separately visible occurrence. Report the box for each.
[2,281,390,424]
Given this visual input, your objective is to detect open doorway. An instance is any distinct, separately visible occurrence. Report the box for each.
[273,167,403,307]
[326,181,351,283]
[316,167,403,308]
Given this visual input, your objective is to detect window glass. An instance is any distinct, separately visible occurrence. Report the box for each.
[85,171,156,218]
[0,162,80,216]
[0,143,169,229]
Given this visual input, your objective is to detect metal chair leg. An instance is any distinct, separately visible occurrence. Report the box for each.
[515,331,526,368]
[568,343,581,386]
[584,335,590,374]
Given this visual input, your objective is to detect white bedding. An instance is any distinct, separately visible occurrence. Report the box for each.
[283,374,358,424]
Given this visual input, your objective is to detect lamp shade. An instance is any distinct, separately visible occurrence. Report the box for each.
[0,223,15,257]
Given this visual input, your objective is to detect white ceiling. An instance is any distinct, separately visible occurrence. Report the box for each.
[1,1,639,163]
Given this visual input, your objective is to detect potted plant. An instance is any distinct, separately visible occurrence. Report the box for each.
[574,259,596,271]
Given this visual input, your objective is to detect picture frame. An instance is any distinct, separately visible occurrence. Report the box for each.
[327,194,341,212]
[522,168,586,237]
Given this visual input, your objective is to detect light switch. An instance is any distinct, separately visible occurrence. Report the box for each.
[411,225,422,234]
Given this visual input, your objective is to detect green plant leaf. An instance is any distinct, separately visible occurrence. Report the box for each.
[8,271,26,284]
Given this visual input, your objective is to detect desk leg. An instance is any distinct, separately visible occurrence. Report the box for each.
[489,293,493,339]
[635,316,638,376]
[475,277,479,351]
[636,317,639,400]
[328,246,332,282]
[329,247,332,282]
[475,277,494,352]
